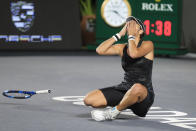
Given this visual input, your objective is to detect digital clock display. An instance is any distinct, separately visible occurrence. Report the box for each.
[144,20,172,37]
[137,16,178,42]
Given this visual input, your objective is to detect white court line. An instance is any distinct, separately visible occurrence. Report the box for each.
[52,96,196,130]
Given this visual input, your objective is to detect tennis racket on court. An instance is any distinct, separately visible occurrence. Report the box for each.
[2,89,51,99]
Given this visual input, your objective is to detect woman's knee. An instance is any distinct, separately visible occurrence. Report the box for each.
[129,83,147,98]
[83,96,91,106]
[83,90,107,108]
[83,92,94,106]
[83,96,105,108]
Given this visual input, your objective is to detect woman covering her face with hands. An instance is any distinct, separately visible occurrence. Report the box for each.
[84,16,155,122]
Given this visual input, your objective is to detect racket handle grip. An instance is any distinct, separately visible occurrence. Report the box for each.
[36,90,51,94]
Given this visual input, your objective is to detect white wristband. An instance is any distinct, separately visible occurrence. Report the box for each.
[112,35,118,41]
[128,35,135,41]
[112,33,121,42]
[116,33,121,40]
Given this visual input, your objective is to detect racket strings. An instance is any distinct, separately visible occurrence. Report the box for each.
[8,92,30,97]
[3,91,32,99]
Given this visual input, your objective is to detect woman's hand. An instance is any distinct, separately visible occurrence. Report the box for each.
[119,23,127,37]
[127,21,138,36]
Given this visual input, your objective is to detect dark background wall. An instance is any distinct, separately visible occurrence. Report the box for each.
[0,0,195,52]
[183,0,196,53]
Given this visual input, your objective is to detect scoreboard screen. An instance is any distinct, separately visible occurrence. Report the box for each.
[96,0,186,55]
[135,0,180,43]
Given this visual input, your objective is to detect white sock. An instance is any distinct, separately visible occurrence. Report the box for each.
[111,106,120,115]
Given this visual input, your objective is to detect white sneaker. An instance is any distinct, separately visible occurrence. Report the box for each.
[91,107,120,121]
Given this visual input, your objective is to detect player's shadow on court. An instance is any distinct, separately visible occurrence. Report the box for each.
[117,114,140,120]
[76,113,140,121]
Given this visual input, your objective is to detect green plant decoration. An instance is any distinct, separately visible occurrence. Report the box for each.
[80,0,95,16]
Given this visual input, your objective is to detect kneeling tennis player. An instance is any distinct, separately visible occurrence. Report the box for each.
[84,16,155,121]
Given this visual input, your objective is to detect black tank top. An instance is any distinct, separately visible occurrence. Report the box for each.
[121,40,153,89]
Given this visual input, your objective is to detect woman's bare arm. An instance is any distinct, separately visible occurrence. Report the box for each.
[96,37,125,56]
[96,23,127,56]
